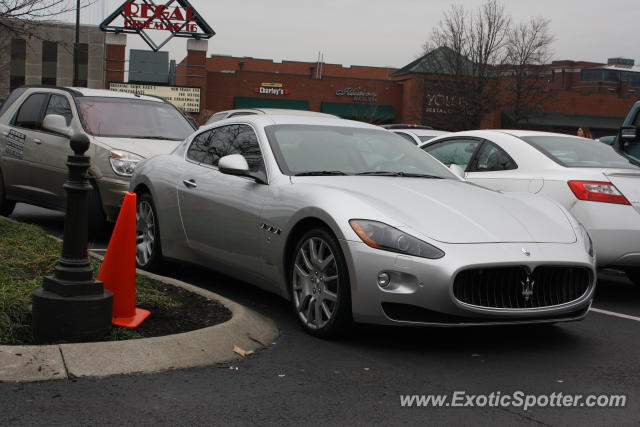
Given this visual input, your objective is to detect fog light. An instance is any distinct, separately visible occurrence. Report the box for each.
[377,272,390,288]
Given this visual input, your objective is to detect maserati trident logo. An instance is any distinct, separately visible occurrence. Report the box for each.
[521,276,535,301]
[522,248,531,257]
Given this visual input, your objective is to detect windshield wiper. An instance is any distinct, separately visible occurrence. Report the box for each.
[294,171,350,176]
[356,171,442,179]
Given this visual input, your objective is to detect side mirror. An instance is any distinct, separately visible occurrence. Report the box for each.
[620,125,639,142]
[218,154,266,184]
[42,114,71,137]
[449,163,466,180]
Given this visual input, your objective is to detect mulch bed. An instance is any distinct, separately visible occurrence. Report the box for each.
[129,279,232,338]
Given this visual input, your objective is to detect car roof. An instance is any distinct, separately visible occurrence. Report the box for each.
[214,108,337,118]
[400,129,450,137]
[65,87,165,102]
[202,114,379,130]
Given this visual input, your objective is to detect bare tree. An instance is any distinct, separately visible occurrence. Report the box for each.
[421,0,510,130]
[502,16,554,127]
[0,0,93,38]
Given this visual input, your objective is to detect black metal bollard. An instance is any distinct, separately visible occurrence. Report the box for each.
[32,133,113,343]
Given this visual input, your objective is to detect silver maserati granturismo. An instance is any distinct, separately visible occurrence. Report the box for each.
[130,115,596,336]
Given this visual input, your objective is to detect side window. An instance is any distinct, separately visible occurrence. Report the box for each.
[423,139,481,170]
[186,125,265,174]
[44,94,73,126]
[471,143,517,172]
[13,93,48,130]
[394,132,417,144]
[0,87,27,118]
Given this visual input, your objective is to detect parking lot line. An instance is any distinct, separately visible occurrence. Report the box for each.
[591,307,640,322]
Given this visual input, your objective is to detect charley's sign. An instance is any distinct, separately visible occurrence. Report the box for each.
[254,83,289,96]
[100,0,215,51]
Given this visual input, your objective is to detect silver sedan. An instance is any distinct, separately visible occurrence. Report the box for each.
[420,130,640,285]
[130,116,596,336]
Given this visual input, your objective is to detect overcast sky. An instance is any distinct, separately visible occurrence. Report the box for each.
[92,0,640,68]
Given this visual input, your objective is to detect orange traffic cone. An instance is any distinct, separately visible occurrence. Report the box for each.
[98,192,150,328]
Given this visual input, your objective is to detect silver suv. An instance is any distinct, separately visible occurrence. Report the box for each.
[0,86,196,235]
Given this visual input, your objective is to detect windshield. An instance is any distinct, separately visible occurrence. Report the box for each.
[77,97,195,140]
[521,135,639,169]
[265,124,456,178]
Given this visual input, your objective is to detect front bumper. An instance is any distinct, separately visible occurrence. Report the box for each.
[341,240,596,327]
[95,177,129,222]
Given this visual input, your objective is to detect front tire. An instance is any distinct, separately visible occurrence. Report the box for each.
[289,227,352,338]
[136,193,163,271]
[625,268,640,286]
[0,171,16,216]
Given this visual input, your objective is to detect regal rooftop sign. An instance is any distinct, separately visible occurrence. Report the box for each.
[101,0,215,51]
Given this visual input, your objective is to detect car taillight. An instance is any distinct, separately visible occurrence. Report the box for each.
[568,181,631,205]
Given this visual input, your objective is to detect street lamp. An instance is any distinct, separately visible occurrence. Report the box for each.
[73,0,80,86]
[31,132,113,343]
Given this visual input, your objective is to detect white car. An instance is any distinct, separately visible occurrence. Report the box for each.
[420,130,640,284]
[383,125,450,145]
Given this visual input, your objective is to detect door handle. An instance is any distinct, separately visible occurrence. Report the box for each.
[182,179,197,188]
[33,138,42,144]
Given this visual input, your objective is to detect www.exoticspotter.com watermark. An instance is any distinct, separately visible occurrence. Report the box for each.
[400,391,627,410]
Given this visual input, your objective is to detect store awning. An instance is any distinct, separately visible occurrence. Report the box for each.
[234,96,309,110]
[321,102,395,122]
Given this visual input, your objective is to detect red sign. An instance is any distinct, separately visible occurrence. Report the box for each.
[123,2,199,32]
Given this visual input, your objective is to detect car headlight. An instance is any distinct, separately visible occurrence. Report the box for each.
[349,219,444,259]
[108,150,144,177]
[576,223,594,257]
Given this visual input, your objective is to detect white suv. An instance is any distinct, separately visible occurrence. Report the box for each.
[0,86,196,235]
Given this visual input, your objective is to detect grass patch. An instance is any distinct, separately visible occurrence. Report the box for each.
[0,217,181,345]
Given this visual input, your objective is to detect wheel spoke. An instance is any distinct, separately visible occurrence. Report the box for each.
[305,297,315,321]
[323,289,337,302]
[300,249,313,270]
[321,301,332,319]
[324,274,338,282]
[294,263,309,278]
[314,299,322,325]
[308,239,319,264]
[319,253,334,271]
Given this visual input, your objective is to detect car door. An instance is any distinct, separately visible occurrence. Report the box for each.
[25,93,76,209]
[177,124,270,276]
[1,92,49,203]
[421,137,483,171]
[465,140,541,193]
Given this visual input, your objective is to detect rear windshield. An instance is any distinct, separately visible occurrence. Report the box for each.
[521,135,639,169]
[77,96,195,140]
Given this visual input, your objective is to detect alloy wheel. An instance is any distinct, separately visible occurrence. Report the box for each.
[292,236,340,329]
[136,200,156,266]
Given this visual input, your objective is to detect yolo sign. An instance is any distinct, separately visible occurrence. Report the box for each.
[100,0,215,51]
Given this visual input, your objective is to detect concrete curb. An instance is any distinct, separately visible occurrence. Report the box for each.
[0,253,279,382]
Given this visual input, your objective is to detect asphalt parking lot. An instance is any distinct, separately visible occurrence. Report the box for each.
[1,204,639,426]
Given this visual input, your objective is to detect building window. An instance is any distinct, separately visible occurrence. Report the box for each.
[75,43,88,87]
[10,39,26,91]
[42,41,58,86]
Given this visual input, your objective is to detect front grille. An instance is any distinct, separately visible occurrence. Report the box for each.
[453,266,591,309]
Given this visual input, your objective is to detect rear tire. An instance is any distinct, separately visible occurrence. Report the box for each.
[136,192,164,272]
[289,227,352,338]
[625,268,640,286]
[88,183,109,240]
[0,171,16,217]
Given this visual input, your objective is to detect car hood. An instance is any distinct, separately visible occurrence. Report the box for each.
[91,136,183,159]
[293,176,576,244]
